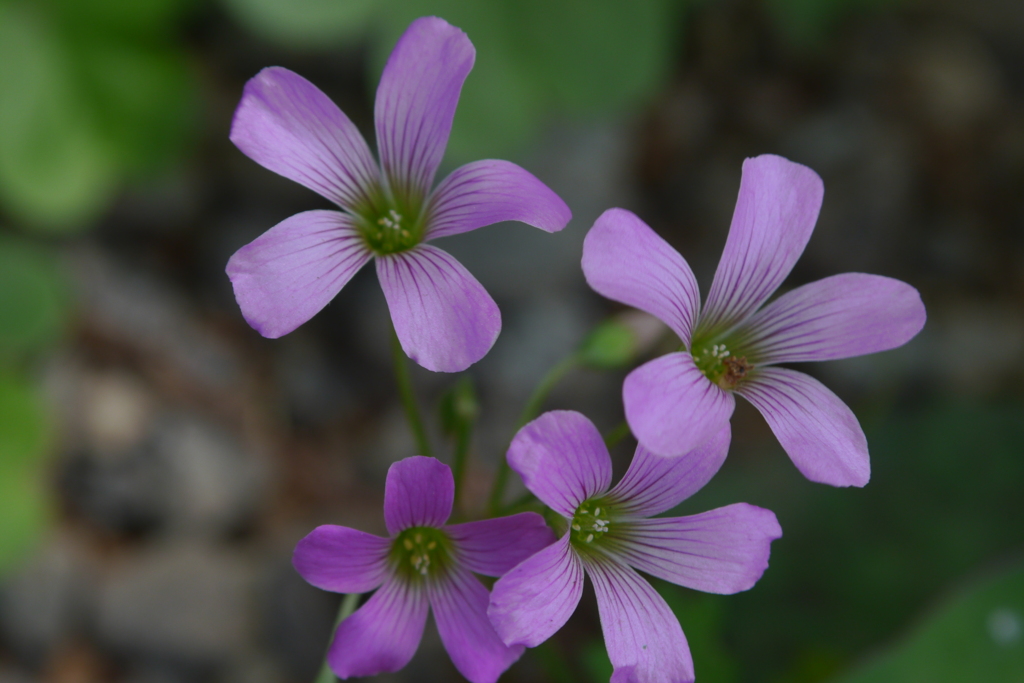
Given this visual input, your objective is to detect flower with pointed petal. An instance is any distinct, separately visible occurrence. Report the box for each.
[293,456,555,682]
[227,16,571,372]
[582,154,926,486]
[488,411,781,683]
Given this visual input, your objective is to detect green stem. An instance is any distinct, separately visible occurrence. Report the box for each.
[451,421,471,515]
[391,328,432,459]
[313,593,361,683]
[603,420,631,449]
[488,353,580,514]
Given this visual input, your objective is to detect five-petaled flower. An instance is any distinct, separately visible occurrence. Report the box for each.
[293,456,555,682]
[581,155,926,486]
[488,411,781,683]
[227,17,571,372]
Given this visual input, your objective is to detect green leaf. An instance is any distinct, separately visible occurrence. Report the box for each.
[222,0,377,49]
[0,238,70,357]
[578,319,640,370]
[831,562,1024,683]
[510,0,679,115]
[0,5,118,230]
[0,372,50,574]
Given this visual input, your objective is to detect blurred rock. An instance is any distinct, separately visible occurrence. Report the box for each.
[94,543,257,669]
[0,667,35,683]
[261,559,339,682]
[0,535,94,666]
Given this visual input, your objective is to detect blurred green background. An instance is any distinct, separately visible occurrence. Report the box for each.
[0,0,1022,682]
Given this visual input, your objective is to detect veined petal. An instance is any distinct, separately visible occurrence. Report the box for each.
[226,210,372,338]
[584,558,694,683]
[582,209,700,345]
[230,67,378,208]
[738,367,870,487]
[327,577,428,678]
[608,427,730,517]
[446,512,556,577]
[375,17,474,201]
[377,245,500,373]
[428,566,524,683]
[384,456,454,535]
[615,504,781,595]
[624,353,736,458]
[488,535,583,648]
[736,273,926,364]
[507,411,613,517]
[700,155,824,336]
[425,159,572,239]
[292,525,390,594]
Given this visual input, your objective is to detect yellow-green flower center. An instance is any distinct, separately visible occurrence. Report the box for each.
[390,526,452,580]
[692,341,754,390]
[570,501,612,549]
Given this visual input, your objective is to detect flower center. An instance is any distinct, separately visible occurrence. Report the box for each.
[358,204,424,255]
[390,526,452,580]
[570,501,612,549]
[692,342,754,390]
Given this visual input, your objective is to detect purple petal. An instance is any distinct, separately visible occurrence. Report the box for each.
[615,504,781,595]
[738,367,870,487]
[736,273,927,364]
[327,577,428,678]
[699,155,824,335]
[230,67,378,208]
[375,17,474,201]
[582,208,701,345]
[623,353,736,458]
[488,535,583,648]
[292,525,390,594]
[506,411,613,517]
[425,159,571,239]
[428,566,524,683]
[446,512,556,577]
[226,210,372,338]
[584,558,694,683]
[608,427,730,517]
[377,245,499,373]
[384,456,454,535]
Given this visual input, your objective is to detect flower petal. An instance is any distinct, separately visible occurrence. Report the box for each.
[699,155,824,336]
[425,159,571,239]
[384,456,454,535]
[507,411,613,517]
[584,557,694,683]
[327,577,428,678]
[428,566,524,683]
[488,535,583,648]
[446,512,556,577]
[582,208,700,345]
[377,245,499,373]
[736,273,927,364]
[615,504,781,595]
[375,16,475,201]
[738,367,870,487]
[226,210,372,338]
[292,525,390,594]
[608,427,730,517]
[230,67,378,208]
[623,353,736,458]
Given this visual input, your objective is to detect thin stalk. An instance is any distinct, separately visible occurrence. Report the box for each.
[603,420,631,449]
[391,328,432,458]
[451,420,471,516]
[488,353,580,514]
[313,592,361,683]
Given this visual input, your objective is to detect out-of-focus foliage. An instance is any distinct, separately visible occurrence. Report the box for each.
[763,0,904,46]
[222,0,680,162]
[0,237,69,358]
[0,372,50,574]
[0,0,196,231]
[831,561,1024,682]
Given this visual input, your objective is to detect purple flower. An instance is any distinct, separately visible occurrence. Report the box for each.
[226,17,571,372]
[581,155,926,486]
[293,456,555,682]
[488,411,781,683]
